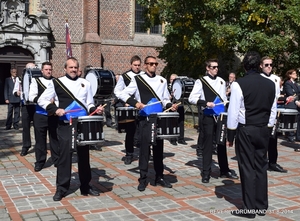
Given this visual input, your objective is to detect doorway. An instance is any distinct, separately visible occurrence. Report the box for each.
[0,46,34,104]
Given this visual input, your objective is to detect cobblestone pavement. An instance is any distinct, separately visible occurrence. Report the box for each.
[0,104,299,221]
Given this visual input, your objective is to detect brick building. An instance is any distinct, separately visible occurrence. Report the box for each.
[0,0,165,102]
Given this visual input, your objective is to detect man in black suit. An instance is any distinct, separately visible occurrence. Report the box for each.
[4,68,21,130]
[227,51,277,218]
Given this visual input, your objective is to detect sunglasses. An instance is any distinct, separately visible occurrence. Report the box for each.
[146,62,158,66]
[209,66,218,69]
[264,63,273,67]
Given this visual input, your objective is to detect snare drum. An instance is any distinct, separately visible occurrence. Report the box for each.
[116,107,138,133]
[171,78,195,100]
[156,112,180,139]
[22,68,42,102]
[215,112,227,145]
[277,108,298,132]
[77,116,104,146]
[85,69,116,99]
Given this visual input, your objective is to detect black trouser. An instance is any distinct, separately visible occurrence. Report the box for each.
[268,132,278,165]
[125,121,136,155]
[33,113,59,166]
[56,122,91,194]
[21,105,35,150]
[235,125,269,210]
[201,116,229,177]
[6,102,20,128]
[138,118,164,184]
[170,105,185,142]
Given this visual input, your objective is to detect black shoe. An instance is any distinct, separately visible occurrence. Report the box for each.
[287,137,295,143]
[196,149,202,157]
[20,149,28,156]
[34,164,43,172]
[155,177,172,188]
[138,182,147,191]
[5,127,11,130]
[53,190,64,201]
[81,188,100,196]
[170,140,177,146]
[212,149,218,155]
[256,210,266,216]
[220,170,239,179]
[268,163,288,173]
[202,175,210,183]
[231,210,255,219]
[178,139,187,145]
[295,148,300,152]
[13,125,19,130]
[124,155,133,165]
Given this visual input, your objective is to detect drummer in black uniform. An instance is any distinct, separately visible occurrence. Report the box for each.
[227,51,277,218]
[119,56,178,191]
[38,57,104,201]
[260,56,288,173]
[188,59,238,183]
[28,61,59,172]
[114,55,143,164]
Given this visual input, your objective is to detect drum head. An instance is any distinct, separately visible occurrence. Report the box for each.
[85,71,98,96]
[23,72,31,102]
[172,79,183,100]
[22,68,43,102]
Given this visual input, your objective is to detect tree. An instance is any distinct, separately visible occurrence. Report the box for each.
[137,0,300,79]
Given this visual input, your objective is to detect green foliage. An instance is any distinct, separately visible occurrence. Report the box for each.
[136,0,300,79]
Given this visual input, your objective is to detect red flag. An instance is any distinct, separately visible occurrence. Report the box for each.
[65,22,72,58]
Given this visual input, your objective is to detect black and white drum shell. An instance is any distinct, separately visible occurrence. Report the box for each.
[156,112,180,139]
[216,112,227,145]
[116,107,138,133]
[171,78,195,101]
[77,116,104,146]
[85,69,116,99]
[277,108,298,132]
[22,68,43,102]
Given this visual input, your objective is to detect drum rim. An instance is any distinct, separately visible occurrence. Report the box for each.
[156,112,179,116]
[116,107,137,110]
[78,116,104,120]
[277,108,298,114]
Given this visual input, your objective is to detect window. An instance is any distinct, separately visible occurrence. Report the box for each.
[135,2,162,34]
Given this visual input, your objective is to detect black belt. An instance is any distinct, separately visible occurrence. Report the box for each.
[58,120,69,125]
[238,123,267,127]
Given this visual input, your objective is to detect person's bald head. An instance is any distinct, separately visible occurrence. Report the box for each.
[26,63,36,69]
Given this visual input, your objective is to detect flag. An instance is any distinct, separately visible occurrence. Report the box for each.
[65,22,72,58]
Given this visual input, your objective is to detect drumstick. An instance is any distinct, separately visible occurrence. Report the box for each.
[164,102,181,112]
[215,101,229,106]
[144,100,163,107]
[89,103,107,116]
[65,108,83,113]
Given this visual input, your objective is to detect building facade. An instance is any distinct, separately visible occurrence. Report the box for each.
[0,0,165,103]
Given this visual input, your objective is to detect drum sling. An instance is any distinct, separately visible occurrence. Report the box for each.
[135,75,161,144]
[54,78,88,151]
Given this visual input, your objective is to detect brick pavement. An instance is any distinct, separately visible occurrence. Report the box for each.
[0,104,299,221]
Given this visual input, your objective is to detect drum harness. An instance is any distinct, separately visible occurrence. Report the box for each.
[54,78,89,150]
[200,77,225,123]
[135,75,162,145]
